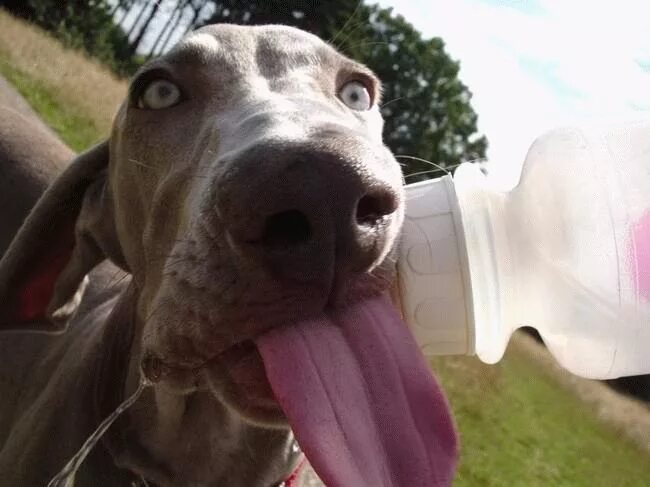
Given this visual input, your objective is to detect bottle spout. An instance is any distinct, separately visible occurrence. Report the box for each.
[398,175,476,357]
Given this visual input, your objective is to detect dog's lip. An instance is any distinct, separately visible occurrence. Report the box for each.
[141,339,282,412]
[142,298,389,380]
[210,340,280,404]
[140,265,395,387]
[141,337,260,380]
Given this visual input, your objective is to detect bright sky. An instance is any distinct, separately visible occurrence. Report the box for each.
[125,0,650,181]
[376,0,650,178]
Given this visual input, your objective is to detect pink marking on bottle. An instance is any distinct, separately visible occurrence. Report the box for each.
[631,210,650,301]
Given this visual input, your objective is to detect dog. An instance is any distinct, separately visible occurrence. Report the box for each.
[0,24,457,486]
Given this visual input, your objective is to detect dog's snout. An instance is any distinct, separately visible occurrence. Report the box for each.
[356,190,399,226]
[261,210,312,247]
[259,190,398,250]
[216,143,401,286]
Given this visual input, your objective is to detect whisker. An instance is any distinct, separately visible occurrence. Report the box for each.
[329,0,364,46]
[128,159,214,174]
[370,271,392,288]
[129,158,159,171]
[143,300,167,326]
[394,154,451,175]
[333,19,370,50]
[380,97,405,109]
[99,270,131,294]
[404,169,447,179]
[162,257,196,271]
[343,40,389,52]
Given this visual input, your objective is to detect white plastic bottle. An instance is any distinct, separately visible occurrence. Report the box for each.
[398,121,650,379]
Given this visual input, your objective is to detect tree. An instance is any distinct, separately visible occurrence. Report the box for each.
[183,0,211,35]
[128,0,163,55]
[125,1,151,37]
[200,1,487,179]
[115,0,141,26]
[201,0,358,37]
[149,0,191,57]
[2,0,487,176]
[343,6,487,179]
[110,0,131,16]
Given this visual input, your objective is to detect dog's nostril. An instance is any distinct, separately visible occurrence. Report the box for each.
[356,191,398,226]
[261,210,311,246]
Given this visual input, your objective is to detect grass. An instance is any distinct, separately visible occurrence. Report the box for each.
[432,336,650,486]
[0,8,126,147]
[0,60,99,151]
[1,10,648,486]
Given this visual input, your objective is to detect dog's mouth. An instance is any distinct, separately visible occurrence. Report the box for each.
[145,292,459,487]
[252,294,460,487]
[139,336,283,419]
[205,340,284,422]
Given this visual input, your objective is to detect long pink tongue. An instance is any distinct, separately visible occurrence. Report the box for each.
[255,294,458,487]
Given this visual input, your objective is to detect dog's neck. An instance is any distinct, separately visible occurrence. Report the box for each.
[95,279,302,487]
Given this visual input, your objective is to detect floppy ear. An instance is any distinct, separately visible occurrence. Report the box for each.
[0,142,124,332]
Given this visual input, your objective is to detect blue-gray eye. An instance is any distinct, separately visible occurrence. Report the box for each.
[138,80,181,109]
[339,80,372,110]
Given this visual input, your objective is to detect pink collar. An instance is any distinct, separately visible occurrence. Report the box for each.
[130,454,306,486]
[283,455,306,486]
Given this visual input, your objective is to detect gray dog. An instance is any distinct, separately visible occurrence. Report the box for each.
[0,24,457,487]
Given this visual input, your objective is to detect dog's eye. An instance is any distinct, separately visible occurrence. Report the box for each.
[339,80,372,111]
[137,80,181,110]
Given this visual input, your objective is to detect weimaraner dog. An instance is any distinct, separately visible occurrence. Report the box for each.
[0,24,457,486]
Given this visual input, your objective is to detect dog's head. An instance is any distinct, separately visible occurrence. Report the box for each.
[0,24,404,422]
[0,25,459,487]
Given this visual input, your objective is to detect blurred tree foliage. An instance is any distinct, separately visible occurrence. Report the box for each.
[1,0,487,177]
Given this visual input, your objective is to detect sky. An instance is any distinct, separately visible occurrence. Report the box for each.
[122,0,650,183]
[375,0,650,180]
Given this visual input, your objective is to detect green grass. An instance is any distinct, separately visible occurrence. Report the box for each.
[433,346,650,486]
[0,60,101,151]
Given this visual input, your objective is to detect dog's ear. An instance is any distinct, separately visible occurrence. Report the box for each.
[0,141,125,332]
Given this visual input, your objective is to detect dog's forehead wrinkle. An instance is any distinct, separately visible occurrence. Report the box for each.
[172,30,253,73]
[172,32,225,66]
[177,24,342,77]
[255,35,327,75]
[207,98,317,157]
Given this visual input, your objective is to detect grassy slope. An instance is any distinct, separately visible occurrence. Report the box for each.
[1,9,648,486]
[0,9,125,150]
[433,338,649,486]
[0,60,99,151]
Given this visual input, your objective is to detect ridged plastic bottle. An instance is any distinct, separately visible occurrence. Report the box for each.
[399,121,650,379]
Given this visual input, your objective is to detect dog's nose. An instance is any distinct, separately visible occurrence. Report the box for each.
[216,144,401,284]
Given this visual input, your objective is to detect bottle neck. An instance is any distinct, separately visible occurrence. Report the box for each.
[400,165,528,362]
[453,163,522,364]
[398,176,475,356]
